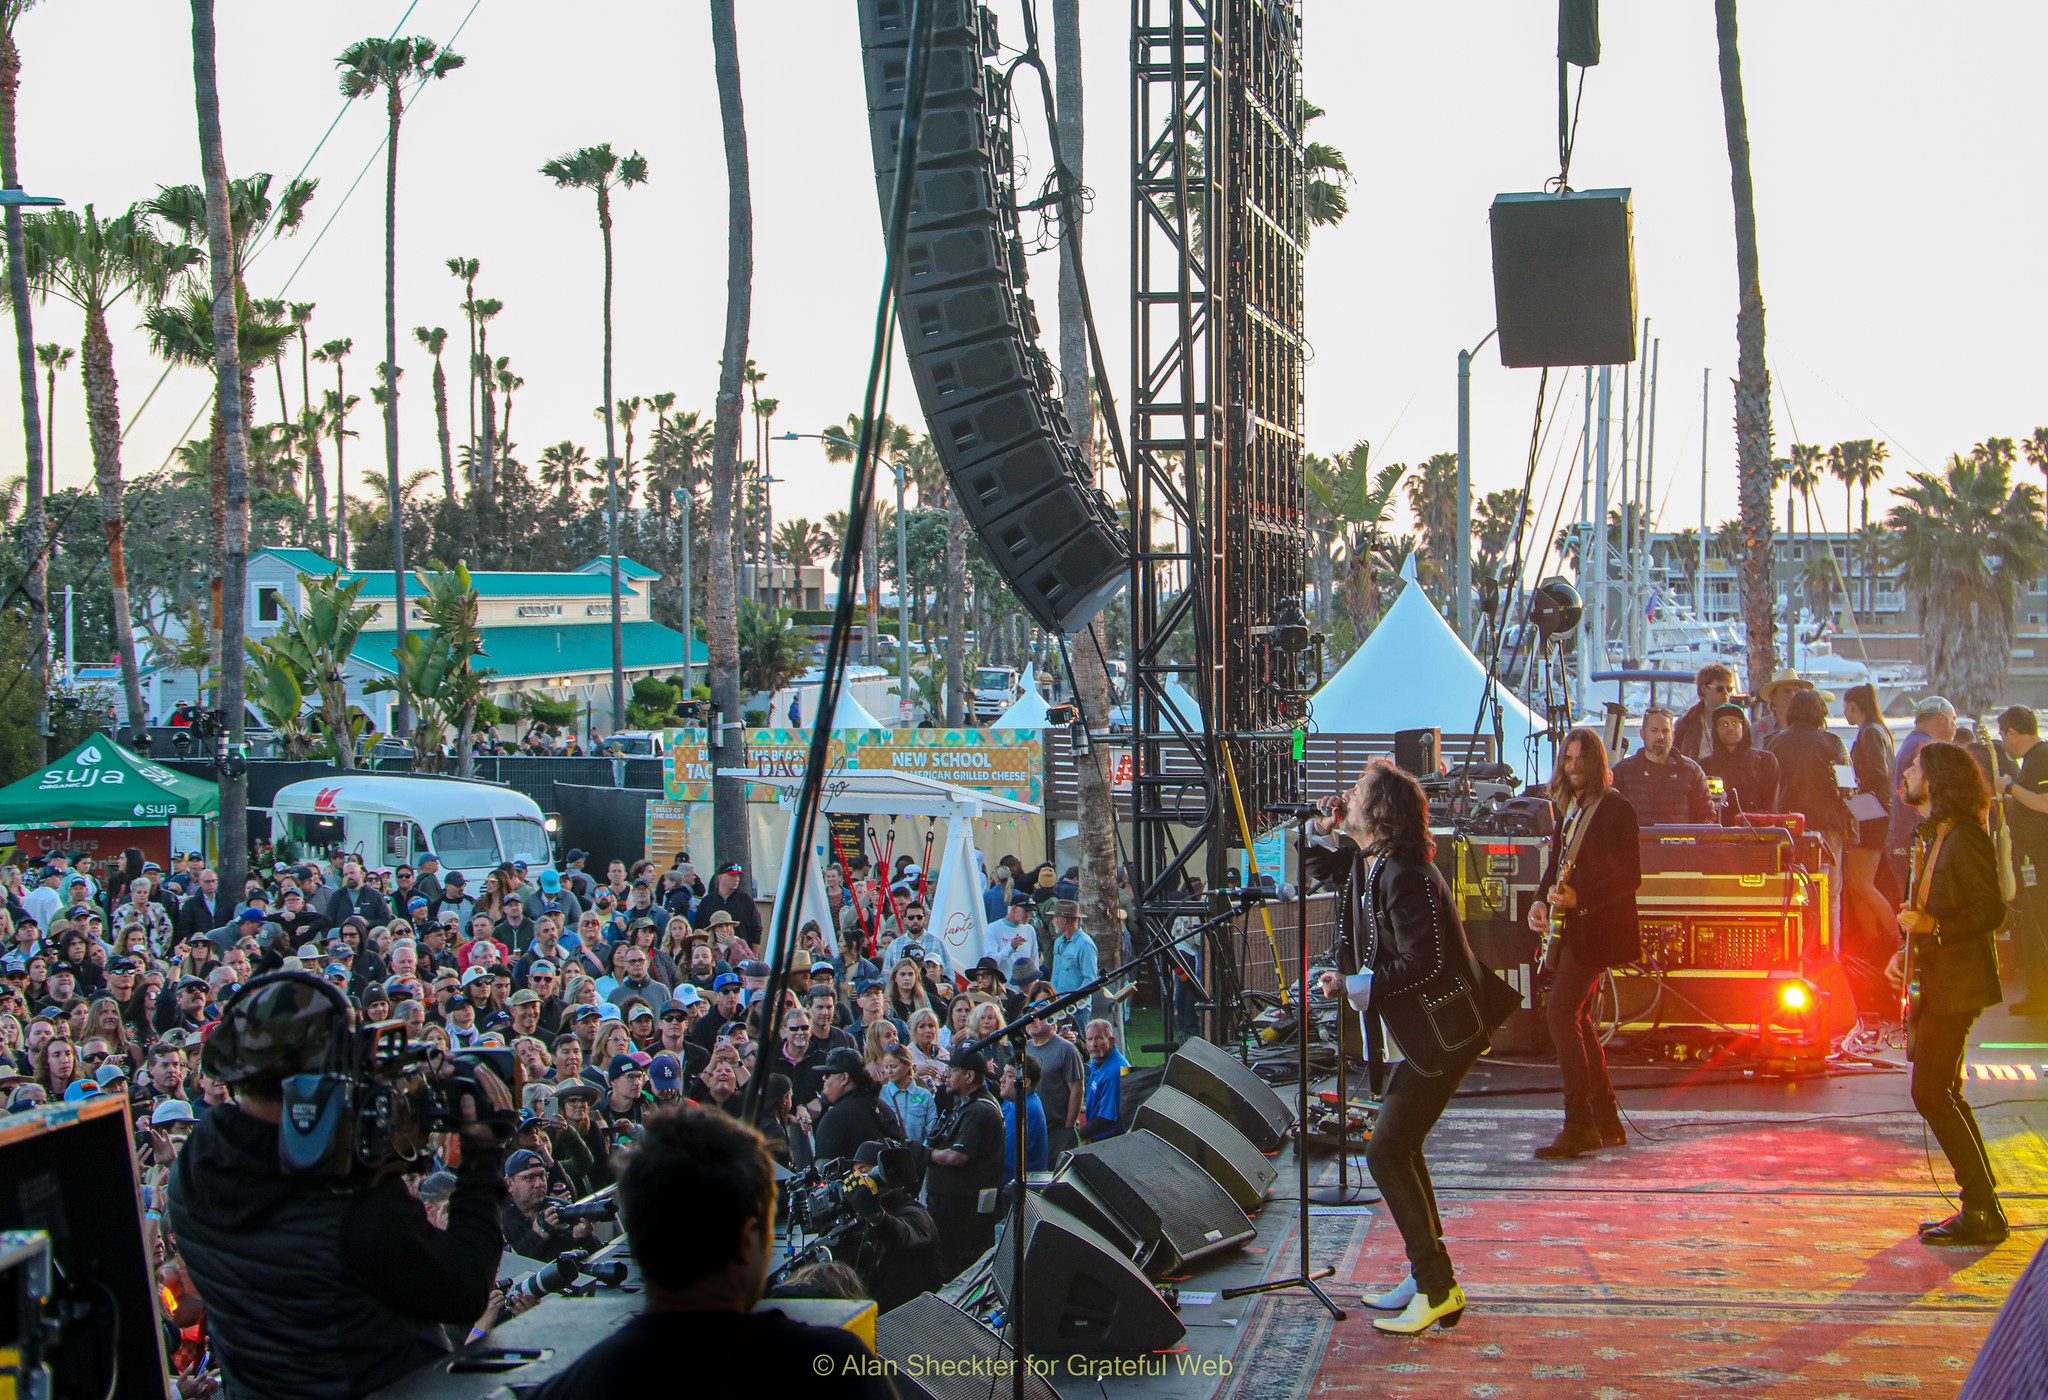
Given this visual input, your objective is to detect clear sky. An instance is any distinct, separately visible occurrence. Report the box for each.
[11,1,2044,561]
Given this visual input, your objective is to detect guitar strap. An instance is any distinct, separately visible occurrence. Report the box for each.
[1913,824,1953,915]
[1560,792,1606,877]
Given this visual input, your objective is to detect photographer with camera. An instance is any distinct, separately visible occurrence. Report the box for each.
[167,971,515,1400]
[809,1046,901,1164]
[502,1148,599,1261]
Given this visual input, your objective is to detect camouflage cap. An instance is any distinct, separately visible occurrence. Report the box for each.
[202,971,353,1086]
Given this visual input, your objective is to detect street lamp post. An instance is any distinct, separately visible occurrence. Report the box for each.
[1455,327,1498,643]
[779,430,913,723]
[676,484,694,692]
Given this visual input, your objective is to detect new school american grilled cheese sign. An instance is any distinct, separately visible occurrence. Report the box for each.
[664,728,1040,805]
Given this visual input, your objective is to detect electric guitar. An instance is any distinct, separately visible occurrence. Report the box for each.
[1537,859,1572,976]
[1900,832,1927,1062]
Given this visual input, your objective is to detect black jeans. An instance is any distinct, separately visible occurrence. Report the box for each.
[2011,874,2048,1001]
[1544,945,1615,1119]
[1912,1008,1998,1211]
[1365,1052,1476,1303]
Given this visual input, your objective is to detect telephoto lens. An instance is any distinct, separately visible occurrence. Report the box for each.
[504,1250,589,1306]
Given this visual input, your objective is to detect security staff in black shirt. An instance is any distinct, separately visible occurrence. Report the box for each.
[925,1045,1005,1278]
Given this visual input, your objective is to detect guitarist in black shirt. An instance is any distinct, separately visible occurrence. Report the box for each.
[1886,740,2008,1246]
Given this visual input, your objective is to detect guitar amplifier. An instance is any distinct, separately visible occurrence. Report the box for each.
[1640,824,1791,876]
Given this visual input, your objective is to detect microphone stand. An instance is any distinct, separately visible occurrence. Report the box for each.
[964,906,1244,1400]
[1221,809,1345,1318]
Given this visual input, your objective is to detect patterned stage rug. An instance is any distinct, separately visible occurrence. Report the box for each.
[1220,1108,2047,1400]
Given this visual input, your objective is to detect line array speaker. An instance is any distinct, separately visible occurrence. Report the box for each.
[1489,189,1637,368]
[989,1197,1186,1356]
[858,0,1129,634]
[1062,1130,1255,1276]
[1159,1036,1295,1153]
[1131,1084,1278,1212]
[876,1293,1070,1400]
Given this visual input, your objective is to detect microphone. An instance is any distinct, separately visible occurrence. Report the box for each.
[1261,802,1325,816]
[1229,885,1278,902]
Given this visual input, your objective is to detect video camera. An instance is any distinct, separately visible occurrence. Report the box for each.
[279,1022,516,1178]
[781,1150,900,1234]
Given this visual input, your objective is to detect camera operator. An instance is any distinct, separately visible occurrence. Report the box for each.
[841,1141,943,1313]
[502,1148,597,1262]
[530,1107,893,1399]
[926,1045,1005,1278]
[167,971,513,1399]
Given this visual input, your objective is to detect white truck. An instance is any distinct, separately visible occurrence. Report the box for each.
[268,775,556,882]
[971,666,1022,722]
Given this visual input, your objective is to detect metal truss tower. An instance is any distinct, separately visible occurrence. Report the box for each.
[1130,0,1310,1035]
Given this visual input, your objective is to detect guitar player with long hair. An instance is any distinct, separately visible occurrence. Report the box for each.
[1528,727,1641,1160]
[1887,739,2009,1246]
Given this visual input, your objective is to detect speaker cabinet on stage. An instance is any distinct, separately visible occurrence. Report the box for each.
[988,1197,1186,1356]
[0,1096,165,1400]
[1393,726,1441,778]
[1160,1037,1294,1152]
[858,0,1129,634]
[1130,1086,1277,1212]
[877,1293,1071,1400]
[1490,189,1637,368]
[1063,1130,1255,1276]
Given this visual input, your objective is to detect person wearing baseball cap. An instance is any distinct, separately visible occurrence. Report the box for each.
[502,1147,591,1262]
[691,860,761,946]
[689,972,746,1052]
[604,1053,650,1126]
[646,1052,689,1107]
[927,1043,1005,1276]
[810,1045,898,1163]
[1886,695,1963,890]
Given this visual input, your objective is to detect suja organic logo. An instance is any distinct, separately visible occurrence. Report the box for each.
[38,745,125,790]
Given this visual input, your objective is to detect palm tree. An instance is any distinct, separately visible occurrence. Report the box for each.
[312,338,353,559]
[2,0,49,763]
[1302,100,1353,239]
[708,0,751,870]
[1828,439,1881,608]
[1716,0,1777,692]
[614,394,643,506]
[2022,428,2048,514]
[296,397,328,550]
[1853,521,1889,615]
[446,256,479,463]
[414,326,454,503]
[32,339,65,488]
[822,412,912,662]
[1669,526,1700,602]
[537,440,592,516]
[1888,454,2048,716]
[187,0,253,892]
[772,517,828,571]
[1306,440,1408,642]
[20,204,200,737]
[540,142,647,729]
[338,36,464,733]
[1404,450,1459,602]
[466,294,502,494]
[1788,442,1825,542]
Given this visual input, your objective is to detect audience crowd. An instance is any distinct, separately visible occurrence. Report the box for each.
[0,839,1135,1392]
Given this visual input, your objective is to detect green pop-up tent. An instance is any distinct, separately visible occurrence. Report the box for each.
[0,738,219,829]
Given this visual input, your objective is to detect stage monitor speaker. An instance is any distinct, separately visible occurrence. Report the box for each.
[1036,1170,1145,1259]
[1489,189,1636,368]
[1064,1130,1255,1276]
[0,1096,166,1400]
[989,1198,1186,1356]
[877,1293,1071,1400]
[1393,726,1441,778]
[1130,1085,1278,1212]
[1160,1037,1294,1152]
[859,0,1130,635]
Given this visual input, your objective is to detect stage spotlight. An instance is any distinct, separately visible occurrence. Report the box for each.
[1529,577,1583,637]
[1778,980,1812,1012]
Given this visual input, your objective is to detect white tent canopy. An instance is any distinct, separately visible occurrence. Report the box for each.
[1312,556,1547,783]
[991,663,1050,729]
[723,768,1038,972]
[782,677,889,729]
